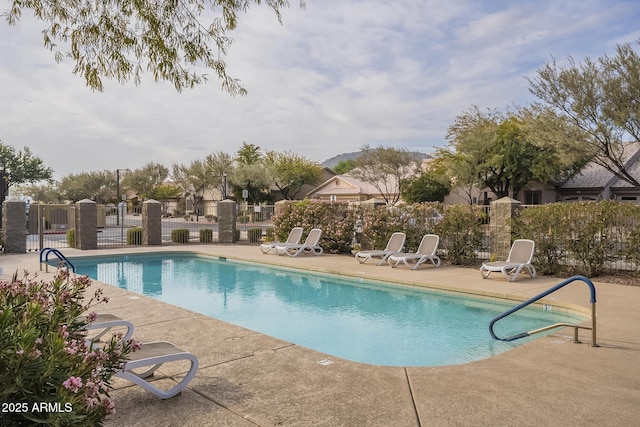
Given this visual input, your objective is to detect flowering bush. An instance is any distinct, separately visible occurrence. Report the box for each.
[0,270,138,426]
[273,200,358,253]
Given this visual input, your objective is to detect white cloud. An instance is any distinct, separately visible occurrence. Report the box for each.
[0,0,638,179]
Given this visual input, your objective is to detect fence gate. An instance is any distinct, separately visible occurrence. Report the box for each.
[27,203,75,252]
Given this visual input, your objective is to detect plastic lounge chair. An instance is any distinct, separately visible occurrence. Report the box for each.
[83,313,135,342]
[115,341,199,399]
[355,232,406,266]
[387,234,441,270]
[275,228,323,257]
[84,315,199,399]
[480,239,537,282]
[260,227,303,254]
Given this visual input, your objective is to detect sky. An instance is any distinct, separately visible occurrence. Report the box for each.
[1,0,639,180]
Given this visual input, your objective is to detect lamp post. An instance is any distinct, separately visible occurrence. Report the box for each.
[222,172,227,200]
[116,168,130,225]
[0,162,8,224]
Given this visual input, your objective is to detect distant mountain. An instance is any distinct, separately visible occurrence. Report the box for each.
[321,151,429,169]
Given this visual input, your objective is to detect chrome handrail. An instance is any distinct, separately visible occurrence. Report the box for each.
[39,247,76,273]
[489,275,598,347]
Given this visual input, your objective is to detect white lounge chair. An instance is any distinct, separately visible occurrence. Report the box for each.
[275,228,323,257]
[387,234,441,270]
[260,227,303,254]
[85,314,199,399]
[355,232,406,266]
[116,341,199,399]
[83,313,135,342]
[480,239,537,282]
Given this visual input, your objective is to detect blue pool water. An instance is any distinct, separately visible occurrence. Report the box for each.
[71,253,584,367]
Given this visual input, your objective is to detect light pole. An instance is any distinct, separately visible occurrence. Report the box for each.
[222,172,227,199]
[116,168,130,225]
[0,162,8,224]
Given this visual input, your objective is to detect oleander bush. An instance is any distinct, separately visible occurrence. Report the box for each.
[360,202,444,252]
[272,199,639,276]
[272,200,358,254]
[513,201,640,276]
[0,271,138,426]
[434,204,485,265]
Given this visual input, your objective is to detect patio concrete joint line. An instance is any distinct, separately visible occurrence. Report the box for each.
[188,388,264,427]
[405,368,422,427]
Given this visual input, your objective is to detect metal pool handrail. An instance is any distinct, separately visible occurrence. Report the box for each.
[489,275,598,347]
[39,247,76,273]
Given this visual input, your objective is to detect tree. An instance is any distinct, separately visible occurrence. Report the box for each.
[229,163,273,203]
[122,163,171,201]
[236,142,262,165]
[333,159,356,174]
[171,160,214,217]
[0,141,53,190]
[229,142,271,203]
[12,183,61,203]
[440,106,587,200]
[57,171,114,203]
[264,151,323,199]
[351,145,420,205]
[401,165,451,203]
[204,151,234,199]
[5,1,305,92]
[527,41,640,187]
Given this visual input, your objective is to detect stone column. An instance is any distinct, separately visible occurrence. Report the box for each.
[489,197,521,260]
[217,199,237,243]
[142,199,162,245]
[75,199,97,250]
[2,198,27,253]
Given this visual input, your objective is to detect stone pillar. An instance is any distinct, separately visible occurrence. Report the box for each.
[489,197,521,260]
[217,199,237,243]
[75,199,97,250]
[2,198,27,253]
[142,199,162,245]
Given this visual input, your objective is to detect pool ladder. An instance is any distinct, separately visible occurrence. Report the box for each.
[489,275,598,347]
[39,247,76,273]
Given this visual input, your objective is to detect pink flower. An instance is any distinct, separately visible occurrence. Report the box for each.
[62,376,83,393]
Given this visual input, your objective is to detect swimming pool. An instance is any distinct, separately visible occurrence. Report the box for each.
[71,252,584,367]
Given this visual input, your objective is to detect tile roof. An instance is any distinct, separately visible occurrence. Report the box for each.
[560,143,640,189]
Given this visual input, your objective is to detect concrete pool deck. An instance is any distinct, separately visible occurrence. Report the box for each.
[2,245,639,426]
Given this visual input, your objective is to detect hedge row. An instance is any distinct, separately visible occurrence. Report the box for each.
[513,201,640,276]
[272,200,486,265]
[272,199,640,276]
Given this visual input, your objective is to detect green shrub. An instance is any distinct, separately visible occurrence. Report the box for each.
[514,201,640,277]
[0,271,138,426]
[199,228,213,243]
[248,228,262,243]
[513,204,569,275]
[264,227,275,242]
[272,200,358,254]
[127,227,143,245]
[66,228,76,247]
[171,228,190,243]
[434,205,484,265]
